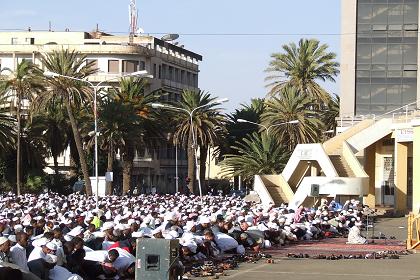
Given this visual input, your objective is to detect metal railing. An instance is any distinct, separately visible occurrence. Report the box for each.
[338,100,420,128]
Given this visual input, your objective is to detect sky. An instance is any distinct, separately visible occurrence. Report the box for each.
[0,0,341,112]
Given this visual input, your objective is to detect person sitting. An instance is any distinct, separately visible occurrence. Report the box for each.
[347,222,367,244]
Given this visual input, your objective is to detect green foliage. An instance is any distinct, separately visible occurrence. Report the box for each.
[262,86,323,151]
[266,38,339,103]
[220,132,290,184]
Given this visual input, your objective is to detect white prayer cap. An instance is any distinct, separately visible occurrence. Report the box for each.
[46,242,58,251]
[132,231,144,238]
[68,226,83,237]
[14,224,23,232]
[8,235,16,243]
[165,212,178,222]
[184,221,196,232]
[92,231,105,238]
[44,254,58,264]
[102,222,115,231]
[0,237,9,246]
[199,216,211,224]
[32,237,48,247]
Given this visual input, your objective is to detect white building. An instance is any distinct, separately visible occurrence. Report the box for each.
[0,30,202,193]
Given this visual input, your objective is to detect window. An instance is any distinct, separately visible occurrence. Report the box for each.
[158,65,162,79]
[122,60,138,73]
[404,3,418,24]
[175,68,179,82]
[11,38,18,45]
[387,85,402,104]
[162,64,167,79]
[108,60,119,73]
[139,61,146,71]
[153,64,157,78]
[181,70,185,84]
[25,38,35,45]
[168,66,173,80]
[388,4,404,24]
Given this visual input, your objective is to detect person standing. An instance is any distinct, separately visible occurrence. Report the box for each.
[9,232,29,271]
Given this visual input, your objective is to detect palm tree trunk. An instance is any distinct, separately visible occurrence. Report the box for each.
[63,96,92,195]
[187,134,195,194]
[53,155,59,175]
[199,145,208,194]
[122,144,134,195]
[105,142,113,195]
[16,93,21,195]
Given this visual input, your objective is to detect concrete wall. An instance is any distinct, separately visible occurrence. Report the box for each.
[340,0,357,117]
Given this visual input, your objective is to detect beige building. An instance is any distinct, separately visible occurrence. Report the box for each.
[0,30,203,193]
[340,0,420,117]
[253,1,420,215]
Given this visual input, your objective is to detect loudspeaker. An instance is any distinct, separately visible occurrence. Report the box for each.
[135,238,180,280]
[309,184,320,197]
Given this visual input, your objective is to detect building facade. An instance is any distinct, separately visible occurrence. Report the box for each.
[341,0,420,117]
[0,31,202,193]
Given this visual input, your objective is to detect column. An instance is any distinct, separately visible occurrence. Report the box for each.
[364,144,376,208]
[394,142,408,215]
[412,126,420,214]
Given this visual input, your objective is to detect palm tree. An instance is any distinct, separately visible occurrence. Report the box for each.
[321,93,340,136]
[266,38,339,103]
[0,89,15,155]
[30,103,69,175]
[170,90,226,193]
[220,132,289,184]
[261,86,323,151]
[108,77,161,194]
[37,49,97,195]
[1,60,43,195]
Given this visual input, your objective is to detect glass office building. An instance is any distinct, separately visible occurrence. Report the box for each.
[355,0,418,115]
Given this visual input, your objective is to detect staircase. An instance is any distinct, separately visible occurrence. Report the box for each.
[264,184,289,206]
[328,155,355,177]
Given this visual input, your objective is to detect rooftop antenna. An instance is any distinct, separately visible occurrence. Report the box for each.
[129,0,138,44]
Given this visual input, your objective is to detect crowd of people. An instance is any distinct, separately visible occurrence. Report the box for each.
[0,192,372,279]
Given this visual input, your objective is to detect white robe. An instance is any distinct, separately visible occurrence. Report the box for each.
[347,226,367,244]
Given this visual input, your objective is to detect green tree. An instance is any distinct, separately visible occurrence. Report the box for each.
[108,77,161,194]
[266,38,339,103]
[30,103,69,175]
[220,132,289,184]
[261,86,322,151]
[37,49,97,195]
[170,90,226,193]
[321,93,340,136]
[1,60,43,195]
[0,89,15,156]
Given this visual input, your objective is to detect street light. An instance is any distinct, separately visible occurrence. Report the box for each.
[152,98,228,197]
[44,70,151,208]
[237,119,299,135]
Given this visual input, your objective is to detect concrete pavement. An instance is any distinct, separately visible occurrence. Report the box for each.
[195,217,420,280]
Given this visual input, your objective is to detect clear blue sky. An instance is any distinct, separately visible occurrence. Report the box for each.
[1,0,341,112]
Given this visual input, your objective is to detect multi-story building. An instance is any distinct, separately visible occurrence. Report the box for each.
[0,30,202,193]
[341,0,419,117]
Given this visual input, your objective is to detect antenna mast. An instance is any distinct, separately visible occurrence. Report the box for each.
[129,0,138,44]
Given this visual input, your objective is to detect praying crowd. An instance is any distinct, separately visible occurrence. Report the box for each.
[0,192,371,279]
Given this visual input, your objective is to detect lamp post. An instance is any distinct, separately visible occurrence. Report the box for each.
[44,70,151,208]
[237,119,299,135]
[152,98,228,197]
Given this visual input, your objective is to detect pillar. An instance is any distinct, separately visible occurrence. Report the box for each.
[394,142,408,215]
[364,144,376,208]
[412,126,420,214]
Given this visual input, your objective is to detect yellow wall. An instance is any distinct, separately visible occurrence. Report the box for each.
[412,126,420,214]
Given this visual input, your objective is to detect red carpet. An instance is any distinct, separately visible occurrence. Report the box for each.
[264,238,406,256]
